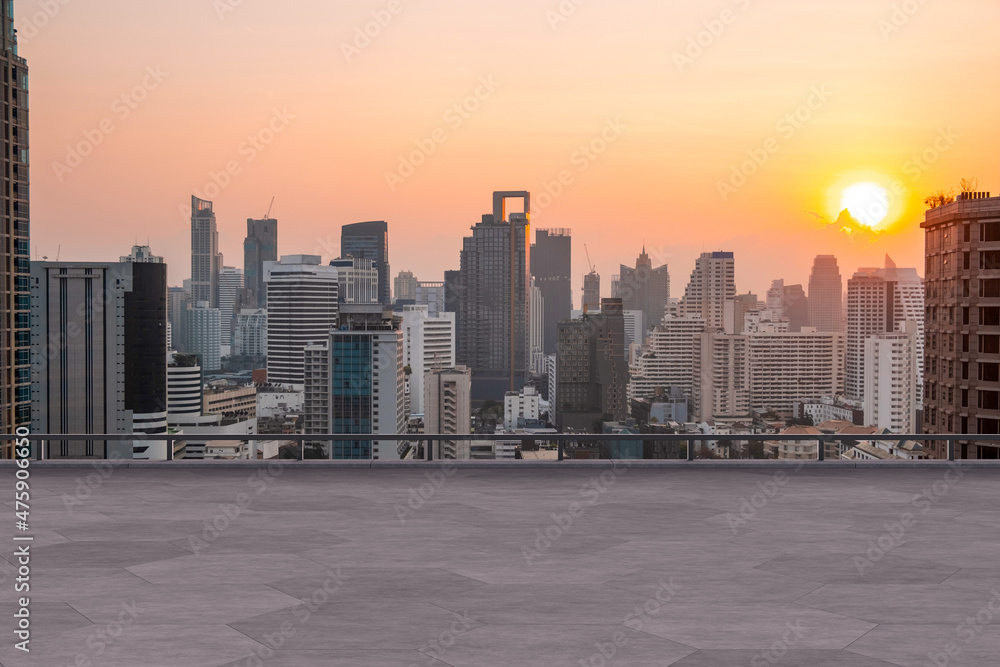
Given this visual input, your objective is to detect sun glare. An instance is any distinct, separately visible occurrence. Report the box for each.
[841,182,890,228]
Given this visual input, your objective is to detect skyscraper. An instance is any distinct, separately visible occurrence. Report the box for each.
[265,255,339,388]
[243,217,277,308]
[680,252,736,330]
[808,255,844,332]
[531,229,572,355]
[583,270,601,313]
[923,191,1000,459]
[218,266,244,353]
[456,191,531,401]
[629,315,706,402]
[342,221,390,305]
[865,322,920,435]
[530,278,545,373]
[191,196,222,308]
[186,303,222,373]
[330,257,380,304]
[618,247,670,332]
[31,261,168,459]
[394,270,418,303]
[1,3,29,450]
[401,305,456,415]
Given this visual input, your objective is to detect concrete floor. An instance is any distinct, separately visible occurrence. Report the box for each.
[0,464,998,666]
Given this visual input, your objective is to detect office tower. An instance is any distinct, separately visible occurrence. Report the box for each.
[191,196,222,308]
[330,257,379,304]
[264,255,339,389]
[555,298,628,430]
[724,293,760,335]
[303,305,405,459]
[186,303,222,373]
[121,245,164,265]
[680,252,736,330]
[167,353,203,417]
[808,255,844,332]
[923,191,1000,459]
[218,266,244,353]
[583,270,601,313]
[629,315,706,402]
[401,305,456,415]
[342,221,390,305]
[845,257,924,403]
[623,310,645,356]
[545,353,558,408]
[30,261,168,459]
[395,270,418,303]
[618,247,670,332]
[456,191,531,401]
[167,287,191,353]
[244,216,278,308]
[0,4,29,449]
[233,308,267,359]
[783,284,809,332]
[416,281,446,317]
[504,386,541,430]
[531,229,572,355]
[865,321,920,434]
[425,366,472,460]
[530,278,545,374]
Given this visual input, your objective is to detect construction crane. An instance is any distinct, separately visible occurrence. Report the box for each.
[585,244,596,273]
[263,197,275,220]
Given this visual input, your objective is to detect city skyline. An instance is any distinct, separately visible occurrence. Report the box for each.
[21,1,999,299]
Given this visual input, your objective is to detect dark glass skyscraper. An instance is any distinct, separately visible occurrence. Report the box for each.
[618,247,670,332]
[0,1,29,452]
[342,221,390,305]
[531,229,572,355]
[244,217,277,308]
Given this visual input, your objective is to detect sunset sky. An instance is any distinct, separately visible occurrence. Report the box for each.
[20,0,1000,300]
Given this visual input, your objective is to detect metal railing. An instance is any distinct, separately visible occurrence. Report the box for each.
[1,432,997,463]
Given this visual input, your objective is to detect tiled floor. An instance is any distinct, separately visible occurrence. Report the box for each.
[0,464,998,666]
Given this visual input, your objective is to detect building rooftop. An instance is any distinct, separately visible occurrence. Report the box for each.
[3,465,998,666]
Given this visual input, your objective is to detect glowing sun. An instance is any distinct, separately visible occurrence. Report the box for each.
[841,182,890,228]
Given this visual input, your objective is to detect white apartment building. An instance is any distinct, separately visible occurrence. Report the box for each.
[530,278,545,374]
[504,386,541,430]
[218,266,244,355]
[331,257,380,305]
[864,321,920,434]
[424,366,472,460]
[679,251,736,330]
[186,302,222,372]
[629,316,706,401]
[401,305,456,416]
[233,308,267,358]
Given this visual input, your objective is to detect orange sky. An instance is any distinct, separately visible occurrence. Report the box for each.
[20,0,1000,300]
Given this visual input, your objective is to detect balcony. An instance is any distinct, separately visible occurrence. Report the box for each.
[1,434,999,665]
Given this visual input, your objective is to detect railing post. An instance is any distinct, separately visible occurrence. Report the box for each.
[166,439,173,461]
[818,437,825,462]
[427,438,434,462]
[558,440,563,461]
[948,438,956,462]
[687,439,694,462]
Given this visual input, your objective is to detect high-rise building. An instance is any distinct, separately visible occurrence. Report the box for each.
[629,315,706,402]
[30,261,168,459]
[342,221,390,305]
[680,252,736,330]
[0,4,29,449]
[186,303,222,373]
[845,257,924,404]
[556,298,628,430]
[583,270,601,313]
[424,366,472,460]
[456,191,531,401]
[618,247,670,333]
[416,281,447,317]
[865,321,920,434]
[723,293,760,335]
[783,284,809,332]
[330,257,379,304]
[302,305,405,459]
[401,305,455,416]
[530,278,545,374]
[264,255,339,389]
[531,229,572,355]
[922,191,1000,459]
[504,385,541,430]
[233,308,267,359]
[191,196,222,308]
[218,266,244,353]
[808,255,844,332]
[244,217,278,308]
[622,310,645,357]
[394,270,418,303]
[167,353,203,418]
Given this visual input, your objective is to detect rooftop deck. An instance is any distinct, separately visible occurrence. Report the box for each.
[1,464,998,666]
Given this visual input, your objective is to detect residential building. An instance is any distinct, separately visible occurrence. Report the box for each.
[190,196,222,308]
[218,266,243,354]
[680,252,736,330]
[264,255,339,388]
[330,256,379,304]
[186,303,221,373]
[864,321,920,434]
[505,386,541,430]
[629,315,706,402]
[808,255,844,332]
[531,228,572,355]
[233,308,267,359]
[723,293,760,335]
[395,270,418,303]
[342,221,390,305]
[424,366,472,460]
[400,305,456,416]
[416,281,446,317]
[623,310,645,356]
[244,216,278,308]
